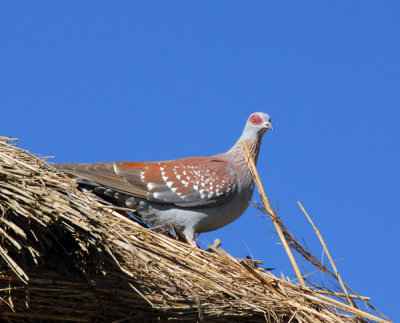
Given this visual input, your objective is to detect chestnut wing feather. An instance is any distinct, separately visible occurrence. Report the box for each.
[57,157,238,208]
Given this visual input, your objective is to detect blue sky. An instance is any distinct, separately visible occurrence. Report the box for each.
[1,2,399,321]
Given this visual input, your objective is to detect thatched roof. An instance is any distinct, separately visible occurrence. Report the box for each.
[0,136,390,322]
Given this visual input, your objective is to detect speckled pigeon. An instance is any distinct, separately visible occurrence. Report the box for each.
[56,112,273,246]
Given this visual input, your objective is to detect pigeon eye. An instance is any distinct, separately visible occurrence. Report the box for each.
[249,114,261,125]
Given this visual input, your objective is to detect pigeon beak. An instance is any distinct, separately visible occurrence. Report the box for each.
[264,122,274,131]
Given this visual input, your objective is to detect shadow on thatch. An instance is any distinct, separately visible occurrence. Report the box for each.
[0,137,390,322]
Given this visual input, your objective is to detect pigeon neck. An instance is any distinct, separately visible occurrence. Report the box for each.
[226,136,262,166]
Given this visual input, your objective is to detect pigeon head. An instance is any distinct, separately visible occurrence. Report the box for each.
[242,112,273,139]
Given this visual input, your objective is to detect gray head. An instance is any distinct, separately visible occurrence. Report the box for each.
[241,112,273,139]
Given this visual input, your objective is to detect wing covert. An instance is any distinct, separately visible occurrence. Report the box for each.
[115,157,238,207]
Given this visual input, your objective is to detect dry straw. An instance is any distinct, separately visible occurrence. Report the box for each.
[0,136,391,322]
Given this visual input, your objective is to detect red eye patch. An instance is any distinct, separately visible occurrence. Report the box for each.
[249,114,262,125]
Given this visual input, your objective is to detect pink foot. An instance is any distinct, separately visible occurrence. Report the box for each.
[188,239,200,248]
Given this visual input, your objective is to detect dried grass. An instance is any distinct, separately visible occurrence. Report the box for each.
[0,136,390,322]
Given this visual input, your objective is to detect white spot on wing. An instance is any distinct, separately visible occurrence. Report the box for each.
[160,167,169,183]
[199,189,208,199]
[113,163,118,173]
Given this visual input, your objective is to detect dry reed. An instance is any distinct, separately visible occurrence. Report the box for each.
[0,136,390,322]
